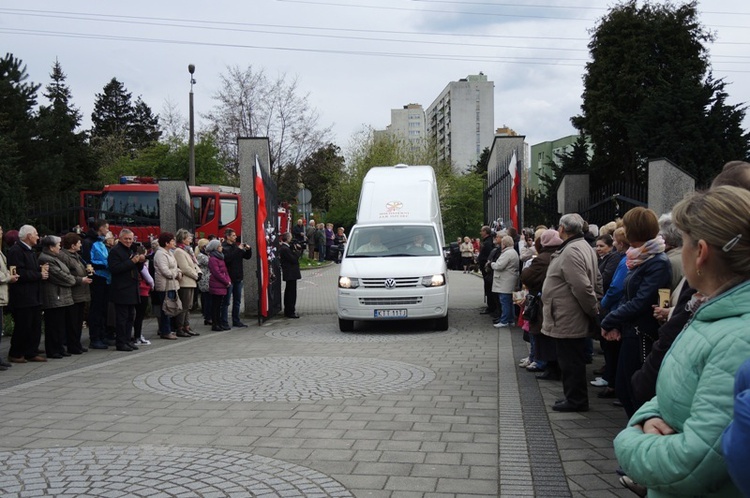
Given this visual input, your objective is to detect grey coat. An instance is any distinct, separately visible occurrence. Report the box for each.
[541,235,602,340]
[38,249,75,309]
[58,249,92,304]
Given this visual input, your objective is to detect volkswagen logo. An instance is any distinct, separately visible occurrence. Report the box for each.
[384,278,396,289]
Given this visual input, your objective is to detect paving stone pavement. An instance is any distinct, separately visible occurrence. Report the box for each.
[0,264,631,497]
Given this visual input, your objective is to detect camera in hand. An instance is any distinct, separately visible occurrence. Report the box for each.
[133,242,146,254]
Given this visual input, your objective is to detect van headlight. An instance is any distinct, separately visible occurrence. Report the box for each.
[339,276,359,289]
[421,274,445,287]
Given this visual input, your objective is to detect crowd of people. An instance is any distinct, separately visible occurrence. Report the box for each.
[0,222,259,364]
[477,160,750,496]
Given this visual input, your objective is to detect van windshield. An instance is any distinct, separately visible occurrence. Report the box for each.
[347,226,440,257]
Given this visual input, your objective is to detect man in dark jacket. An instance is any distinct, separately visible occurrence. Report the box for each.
[222,228,252,328]
[476,226,497,315]
[279,232,302,319]
[7,225,49,363]
[108,229,145,352]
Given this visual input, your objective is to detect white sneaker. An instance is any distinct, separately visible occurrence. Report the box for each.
[590,377,608,387]
[493,322,509,328]
[518,357,531,368]
[525,361,539,371]
[137,336,151,345]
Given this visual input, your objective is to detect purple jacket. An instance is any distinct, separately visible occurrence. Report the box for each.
[208,255,231,295]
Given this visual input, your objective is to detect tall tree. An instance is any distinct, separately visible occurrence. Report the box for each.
[204,65,332,181]
[0,53,38,227]
[35,59,96,193]
[91,78,134,140]
[572,0,749,187]
[130,96,161,149]
[298,143,346,213]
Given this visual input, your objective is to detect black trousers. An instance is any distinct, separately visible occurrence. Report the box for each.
[113,303,135,349]
[44,306,68,356]
[284,279,297,316]
[65,302,86,353]
[555,337,589,408]
[9,305,42,359]
[482,275,497,312]
[88,276,109,344]
[211,293,224,327]
[133,295,149,339]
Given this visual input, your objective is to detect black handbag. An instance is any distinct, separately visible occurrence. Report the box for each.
[522,294,541,323]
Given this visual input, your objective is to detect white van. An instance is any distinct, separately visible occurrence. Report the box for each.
[337,164,450,331]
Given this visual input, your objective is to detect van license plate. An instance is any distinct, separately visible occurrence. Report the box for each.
[374,309,407,318]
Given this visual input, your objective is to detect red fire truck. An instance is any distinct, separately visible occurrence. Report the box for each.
[80,177,293,243]
[80,177,243,242]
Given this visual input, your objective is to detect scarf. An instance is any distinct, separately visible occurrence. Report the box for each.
[177,243,198,265]
[625,235,666,270]
[209,250,224,260]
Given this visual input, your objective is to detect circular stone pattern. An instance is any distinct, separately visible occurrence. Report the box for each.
[133,356,435,402]
[266,323,456,343]
[0,445,352,497]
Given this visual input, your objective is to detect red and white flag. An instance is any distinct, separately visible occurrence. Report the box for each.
[509,151,519,229]
[254,156,269,317]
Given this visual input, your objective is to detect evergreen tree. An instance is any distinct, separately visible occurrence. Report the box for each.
[35,59,97,193]
[91,77,133,139]
[130,96,161,149]
[573,1,749,187]
[0,53,38,226]
[298,143,345,212]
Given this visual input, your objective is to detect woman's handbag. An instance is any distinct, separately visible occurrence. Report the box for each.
[522,293,541,323]
[162,289,183,317]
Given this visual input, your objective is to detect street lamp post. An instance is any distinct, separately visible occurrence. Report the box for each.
[188,64,196,186]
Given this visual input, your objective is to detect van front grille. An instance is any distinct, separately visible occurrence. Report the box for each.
[359,297,423,305]
[361,277,421,288]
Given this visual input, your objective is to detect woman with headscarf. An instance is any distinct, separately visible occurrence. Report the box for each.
[207,239,231,331]
[195,238,212,326]
[520,228,564,378]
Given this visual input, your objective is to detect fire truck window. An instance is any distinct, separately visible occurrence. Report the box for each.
[100,192,159,225]
[192,197,202,226]
[219,198,238,227]
[205,198,216,223]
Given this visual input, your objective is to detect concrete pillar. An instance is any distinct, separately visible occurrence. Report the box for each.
[556,174,589,215]
[648,158,695,216]
[158,180,192,234]
[237,138,272,318]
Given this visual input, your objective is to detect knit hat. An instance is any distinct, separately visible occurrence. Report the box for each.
[206,239,222,252]
[540,228,564,248]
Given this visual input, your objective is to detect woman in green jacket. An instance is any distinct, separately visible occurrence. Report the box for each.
[614,186,750,498]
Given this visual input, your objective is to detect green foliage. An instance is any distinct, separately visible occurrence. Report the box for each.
[91,78,161,156]
[100,133,229,185]
[442,171,484,242]
[35,60,97,193]
[0,53,38,227]
[469,147,492,176]
[574,0,749,188]
[299,143,346,213]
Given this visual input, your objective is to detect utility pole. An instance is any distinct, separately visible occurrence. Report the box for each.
[188,64,196,186]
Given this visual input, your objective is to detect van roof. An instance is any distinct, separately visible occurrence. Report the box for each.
[357,165,441,225]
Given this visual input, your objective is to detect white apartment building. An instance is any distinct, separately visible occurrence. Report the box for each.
[374,103,427,153]
[426,73,495,172]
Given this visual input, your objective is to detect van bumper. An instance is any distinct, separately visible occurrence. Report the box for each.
[337,287,449,320]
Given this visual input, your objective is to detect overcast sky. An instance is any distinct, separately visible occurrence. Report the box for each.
[2,0,749,161]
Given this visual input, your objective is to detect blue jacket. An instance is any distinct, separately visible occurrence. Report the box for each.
[90,240,111,284]
[601,255,627,311]
[601,252,671,338]
[614,280,750,498]
[723,358,750,497]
